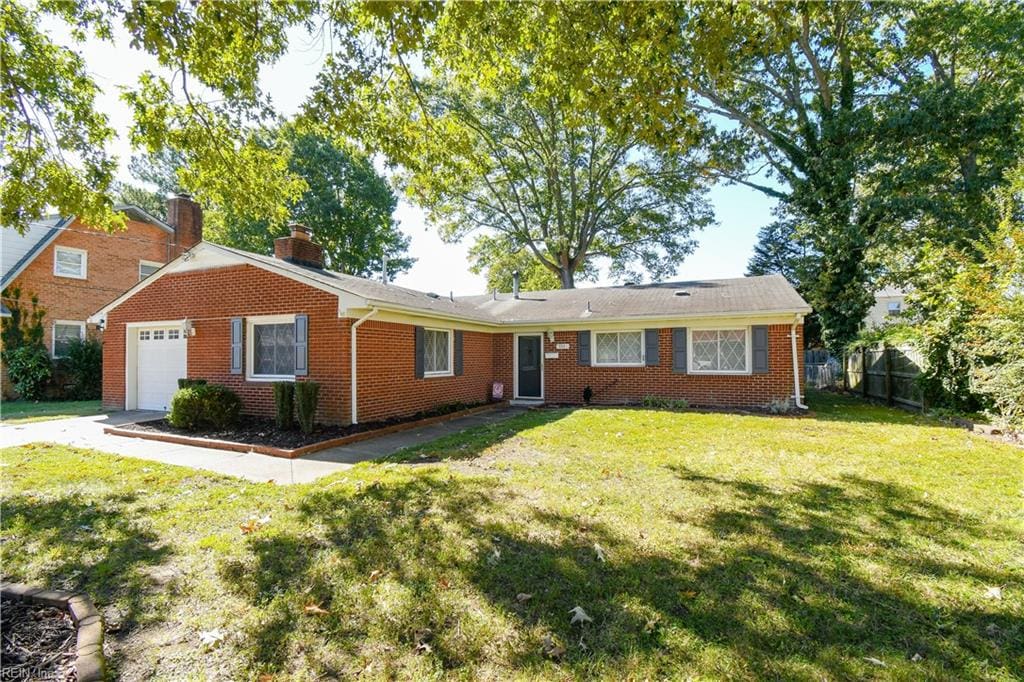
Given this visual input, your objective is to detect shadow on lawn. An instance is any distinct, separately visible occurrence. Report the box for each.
[217,461,1021,679]
[1,492,173,676]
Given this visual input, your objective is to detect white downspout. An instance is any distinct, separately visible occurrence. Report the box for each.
[350,307,378,424]
[791,314,808,409]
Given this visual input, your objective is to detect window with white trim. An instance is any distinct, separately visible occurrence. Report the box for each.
[139,260,162,280]
[593,331,644,366]
[54,246,87,279]
[247,315,296,380]
[423,328,451,376]
[690,328,749,373]
[886,301,902,315]
[53,321,85,358]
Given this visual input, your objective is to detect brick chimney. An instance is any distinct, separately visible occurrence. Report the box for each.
[166,192,203,255]
[274,223,324,268]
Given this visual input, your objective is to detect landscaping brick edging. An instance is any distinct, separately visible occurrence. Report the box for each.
[1,581,105,682]
[103,401,507,459]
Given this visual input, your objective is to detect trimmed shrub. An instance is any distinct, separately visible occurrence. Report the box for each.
[583,386,594,404]
[273,382,295,429]
[294,381,320,434]
[4,344,52,400]
[177,378,208,389]
[62,337,102,399]
[168,384,241,431]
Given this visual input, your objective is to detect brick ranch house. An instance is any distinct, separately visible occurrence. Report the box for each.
[90,225,811,424]
[1,195,203,358]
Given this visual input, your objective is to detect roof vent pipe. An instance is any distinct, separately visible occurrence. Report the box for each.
[512,270,520,299]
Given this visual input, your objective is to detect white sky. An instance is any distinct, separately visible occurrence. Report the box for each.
[70,23,776,295]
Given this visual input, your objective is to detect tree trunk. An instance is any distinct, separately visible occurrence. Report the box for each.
[559,267,575,289]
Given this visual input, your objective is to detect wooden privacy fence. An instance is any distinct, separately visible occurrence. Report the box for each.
[845,345,924,408]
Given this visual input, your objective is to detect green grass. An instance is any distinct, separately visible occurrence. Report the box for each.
[1,391,1021,680]
[0,399,104,424]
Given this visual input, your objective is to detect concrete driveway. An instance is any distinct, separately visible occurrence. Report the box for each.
[0,407,525,484]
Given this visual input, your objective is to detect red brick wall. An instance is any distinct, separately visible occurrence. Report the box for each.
[354,320,496,423]
[4,219,173,352]
[102,265,346,424]
[103,261,805,422]
[498,325,803,408]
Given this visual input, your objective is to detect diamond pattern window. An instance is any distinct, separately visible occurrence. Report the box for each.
[253,323,295,377]
[593,331,644,366]
[424,329,451,375]
[690,329,748,373]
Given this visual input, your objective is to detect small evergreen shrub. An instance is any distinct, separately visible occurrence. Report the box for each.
[642,395,689,410]
[294,381,320,434]
[62,337,102,399]
[273,381,295,429]
[583,386,594,404]
[168,384,241,431]
[177,378,208,389]
[4,344,52,400]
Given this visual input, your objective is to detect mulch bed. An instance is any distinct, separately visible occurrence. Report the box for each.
[1,597,77,681]
[120,402,490,449]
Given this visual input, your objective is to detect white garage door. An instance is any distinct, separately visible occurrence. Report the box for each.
[137,326,187,411]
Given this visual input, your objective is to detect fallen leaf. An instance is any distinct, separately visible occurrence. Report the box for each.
[863,657,887,667]
[541,634,565,659]
[985,586,1003,600]
[644,615,660,633]
[368,569,385,583]
[594,543,606,563]
[199,629,225,646]
[303,602,329,616]
[910,653,923,662]
[569,605,592,625]
[437,577,451,590]
[681,590,698,599]
[258,675,274,682]
[240,520,258,534]
[516,593,533,602]
[577,635,588,652]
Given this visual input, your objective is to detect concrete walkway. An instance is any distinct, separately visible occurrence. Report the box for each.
[0,407,525,484]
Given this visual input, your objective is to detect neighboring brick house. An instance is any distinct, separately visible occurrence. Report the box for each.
[91,223,811,421]
[1,195,203,358]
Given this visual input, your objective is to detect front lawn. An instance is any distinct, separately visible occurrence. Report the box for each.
[1,392,1020,680]
[0,399,104,424]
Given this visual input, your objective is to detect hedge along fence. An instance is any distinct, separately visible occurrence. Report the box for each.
[844,345,924,409]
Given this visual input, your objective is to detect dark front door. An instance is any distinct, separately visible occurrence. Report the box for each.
[517,335,542,398]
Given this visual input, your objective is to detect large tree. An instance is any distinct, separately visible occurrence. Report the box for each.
[209,130,413,279]
[368,73,713,288]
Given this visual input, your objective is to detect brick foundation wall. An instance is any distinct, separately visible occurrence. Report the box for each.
[4,219,173,353]
[102,265,346,424]
[497,326,803,408]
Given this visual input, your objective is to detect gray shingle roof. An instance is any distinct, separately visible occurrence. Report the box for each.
[210,243,809,324]
[458,275,810,323]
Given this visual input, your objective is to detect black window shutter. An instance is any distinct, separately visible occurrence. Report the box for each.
[230,317,243,374]
[414,326,424,378]
[294,314,309,376]
[672,327,687,374]
[577,330,591,365]
[644,329,659,366]
[454,330,464,376]
[752,325,769,374]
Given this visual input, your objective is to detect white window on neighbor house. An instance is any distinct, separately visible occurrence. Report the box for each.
[887,301,902,316]
[53,321,85,358]
[593,330,644,366]
[424,328,452,376]
[247,314,295,380]
[139,260,163,280]
[54,246,87,279]
[689,328,749,374]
